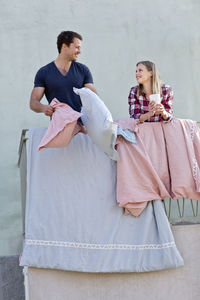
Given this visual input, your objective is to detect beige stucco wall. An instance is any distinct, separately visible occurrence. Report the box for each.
[0,0,200,255]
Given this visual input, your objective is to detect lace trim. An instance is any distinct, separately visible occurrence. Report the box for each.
[190,122,195,141]
[190,122,199,184]
[25,239,175,250]
[193,158,198,183]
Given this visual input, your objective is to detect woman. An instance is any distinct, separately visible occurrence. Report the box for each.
[128,61,173,123]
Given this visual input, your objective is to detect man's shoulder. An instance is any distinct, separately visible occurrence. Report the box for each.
[36,61,54,73]
[73,61,90,72]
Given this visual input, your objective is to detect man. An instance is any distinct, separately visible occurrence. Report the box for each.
[30,31,97,117]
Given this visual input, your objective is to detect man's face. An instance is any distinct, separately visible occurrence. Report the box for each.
[65,38,82,61]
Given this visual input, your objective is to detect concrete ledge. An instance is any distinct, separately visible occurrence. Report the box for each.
[0,255,25,300]
[26,224,200,300]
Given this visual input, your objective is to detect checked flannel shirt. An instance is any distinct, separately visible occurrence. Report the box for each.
[128,84,173,122]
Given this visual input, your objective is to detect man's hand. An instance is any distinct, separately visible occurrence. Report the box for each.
[42,105,54,117]
[30,87,53,117]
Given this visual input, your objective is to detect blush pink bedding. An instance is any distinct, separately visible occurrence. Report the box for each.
[38,98,85,151]
[116,118,200,217]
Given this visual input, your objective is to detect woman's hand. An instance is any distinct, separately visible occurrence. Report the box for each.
[154,103,164,115]
[148,101,156,116]
[155,104,170,120]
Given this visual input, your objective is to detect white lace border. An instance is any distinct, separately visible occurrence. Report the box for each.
[25,239,175,250]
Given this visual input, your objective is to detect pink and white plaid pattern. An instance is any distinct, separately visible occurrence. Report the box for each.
[128,84,173,122]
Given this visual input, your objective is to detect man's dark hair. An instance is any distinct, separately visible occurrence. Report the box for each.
[57,31,82,53]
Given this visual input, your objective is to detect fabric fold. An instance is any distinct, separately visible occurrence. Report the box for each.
[38,98,84,151]
[115,118,200,217]
[20,127,183,272]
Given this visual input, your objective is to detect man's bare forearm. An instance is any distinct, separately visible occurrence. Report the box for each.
[30,97,54,117]
[30,98,46,113]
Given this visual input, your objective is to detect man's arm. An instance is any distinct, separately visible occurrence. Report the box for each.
[84,83,97,94]
[30,87,54,117]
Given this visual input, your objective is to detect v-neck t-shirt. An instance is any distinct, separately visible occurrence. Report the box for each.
[34,61,93,112]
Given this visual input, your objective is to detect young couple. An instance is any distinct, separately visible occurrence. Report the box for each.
[30,31,173,123]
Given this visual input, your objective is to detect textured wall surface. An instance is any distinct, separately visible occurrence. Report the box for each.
[0,256,25,300]
[0,0,200,255]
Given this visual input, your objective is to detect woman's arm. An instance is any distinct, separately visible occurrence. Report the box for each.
[155,86,173,120]
[139,102,156,123]
[128,87,156,122]
[128,87,141,120]
[163,86,173,119]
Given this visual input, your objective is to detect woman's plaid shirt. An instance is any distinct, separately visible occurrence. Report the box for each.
[128,84,173,122]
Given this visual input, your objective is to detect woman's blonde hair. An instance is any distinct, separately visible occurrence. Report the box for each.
[136,61,162,96]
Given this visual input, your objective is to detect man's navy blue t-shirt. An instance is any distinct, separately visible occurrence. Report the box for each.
[34,61,93,112]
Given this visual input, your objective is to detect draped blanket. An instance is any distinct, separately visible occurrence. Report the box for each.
[38,98,85,151]
[116,118,200,216]
[20,128,183,272]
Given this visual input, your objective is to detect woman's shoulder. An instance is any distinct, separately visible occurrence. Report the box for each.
[161,84,173,94]
[129,85,138,95]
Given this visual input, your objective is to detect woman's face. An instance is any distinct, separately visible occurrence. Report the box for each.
[136,64,152,85]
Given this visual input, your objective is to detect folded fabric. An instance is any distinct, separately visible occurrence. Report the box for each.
[73,87,118,161]
[38,98,84,151]
[163,119,200,197]
[116,118,138,132]
[20,128,184,272]
[116,118,200,217]
[117,126,137,144]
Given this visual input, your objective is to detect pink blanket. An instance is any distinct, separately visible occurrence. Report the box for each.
[38,98,85,151]
[116,118,200,217]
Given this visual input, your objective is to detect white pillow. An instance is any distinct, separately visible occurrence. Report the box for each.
[73,87,118,161]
